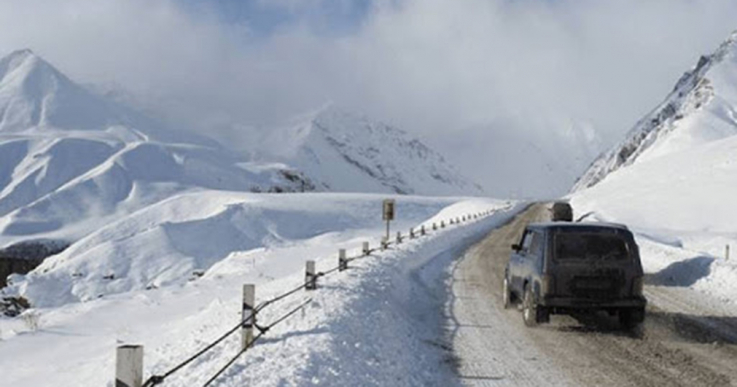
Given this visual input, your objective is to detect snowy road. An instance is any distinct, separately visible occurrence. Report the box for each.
[448,204,737,387]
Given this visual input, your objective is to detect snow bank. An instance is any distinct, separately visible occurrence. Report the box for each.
[7,193,478,308]
[0,196,512,387]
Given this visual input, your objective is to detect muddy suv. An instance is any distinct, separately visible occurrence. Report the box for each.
[503,222,646,329]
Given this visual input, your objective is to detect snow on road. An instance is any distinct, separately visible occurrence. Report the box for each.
[0,195,514,387]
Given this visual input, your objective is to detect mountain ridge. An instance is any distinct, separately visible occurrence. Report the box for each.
[572,30,737,191]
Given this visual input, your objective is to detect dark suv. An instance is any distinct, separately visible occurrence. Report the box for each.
[503,222,646,329]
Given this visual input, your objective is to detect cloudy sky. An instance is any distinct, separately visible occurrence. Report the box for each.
[1,0,736,195]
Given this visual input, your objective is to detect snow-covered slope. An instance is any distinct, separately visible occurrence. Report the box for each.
[249,106,484,196]
[573,31,737,191]
[0,50,321,247]
[570,30,737,306]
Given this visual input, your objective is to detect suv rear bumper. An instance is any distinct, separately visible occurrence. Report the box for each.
[541,295,646,309]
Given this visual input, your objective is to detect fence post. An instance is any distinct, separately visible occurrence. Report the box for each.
[450,218,454,225]
[362,241,370,256]
[432,223,437,231]
[339,249,348,271]
[116,345,143,387]
[305,260,317,290]
[242,284,255,351]
[441,220,445,228]
[410,227,415,239]
[421,225,426,235]
[396,231,402,244]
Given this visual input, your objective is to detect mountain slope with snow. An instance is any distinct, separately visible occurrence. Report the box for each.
[570,30,737,306]
[573,31,737,191]
[249,106,484,196]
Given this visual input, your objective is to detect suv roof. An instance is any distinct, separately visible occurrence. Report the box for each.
[526,222,630,231]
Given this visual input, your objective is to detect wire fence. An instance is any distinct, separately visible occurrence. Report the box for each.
[122,207,504,387]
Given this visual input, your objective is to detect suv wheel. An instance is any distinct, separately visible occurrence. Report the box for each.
[522,286,538,327]
[503,277,512,309]
[619,308,645,330]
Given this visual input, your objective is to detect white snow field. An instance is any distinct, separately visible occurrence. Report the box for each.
[571,30,737,307]
[0,196,514,387]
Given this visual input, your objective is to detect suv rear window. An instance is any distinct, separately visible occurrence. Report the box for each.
[553,231,630,261]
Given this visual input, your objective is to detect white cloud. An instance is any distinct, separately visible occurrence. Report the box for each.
[0,0,735,195]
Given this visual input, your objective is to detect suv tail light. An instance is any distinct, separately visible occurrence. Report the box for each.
[542,274,554,295]
[632,276,643,295]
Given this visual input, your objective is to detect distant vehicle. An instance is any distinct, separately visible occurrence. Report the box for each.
[550,202,573,222]
[503,222,646,329]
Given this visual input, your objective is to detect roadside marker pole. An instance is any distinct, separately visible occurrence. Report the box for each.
[242,284,255,351]
[305,260,317,290]
[339,249,348,271]
[116,345,143,387]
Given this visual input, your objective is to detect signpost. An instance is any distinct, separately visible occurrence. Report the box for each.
[382,199,395,241]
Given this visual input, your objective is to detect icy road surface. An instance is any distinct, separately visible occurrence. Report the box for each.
[449,204,737,386]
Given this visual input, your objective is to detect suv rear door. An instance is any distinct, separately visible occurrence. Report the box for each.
[550,227,639,300]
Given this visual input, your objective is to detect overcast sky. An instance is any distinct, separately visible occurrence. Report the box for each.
[1,0,736,193]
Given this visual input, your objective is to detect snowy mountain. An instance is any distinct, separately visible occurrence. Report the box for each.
[570,30,737,311]
[246,105,485,196]
[573,31,737,191]
[0,49,487,307]
[0,49,315,247]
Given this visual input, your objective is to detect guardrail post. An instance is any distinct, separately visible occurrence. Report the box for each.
[409,227,415,239]
[421,225,426,235]
[242,284,255,350]
[441,220,445,228]
[362,241,370,256]
[339,249,348,271]
[396,231,402,244]
[116,345,143,387]
[432,223,437,231]
[305,260,317,290]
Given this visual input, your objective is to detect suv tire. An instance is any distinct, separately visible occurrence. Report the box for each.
[619,307,645,330]
[522,286,538,327]
[503,277,512,309]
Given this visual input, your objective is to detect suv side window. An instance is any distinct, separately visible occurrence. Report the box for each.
[521,230,533,253]
[529,231,542,257]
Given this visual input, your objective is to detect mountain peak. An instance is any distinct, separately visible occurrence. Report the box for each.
[573,29,737,192]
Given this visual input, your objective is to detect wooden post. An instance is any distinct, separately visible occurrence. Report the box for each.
[116,345,143,387]
[242,284,255,351]
[305,260,317,290]
[396,231,402,244]
[421,225,426,235]
[339,249,348,271]
[409,227,415,239]
[450,218,454,225]
[441,220,445,228]
[362,241,370,256]
[432,223,437,231]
